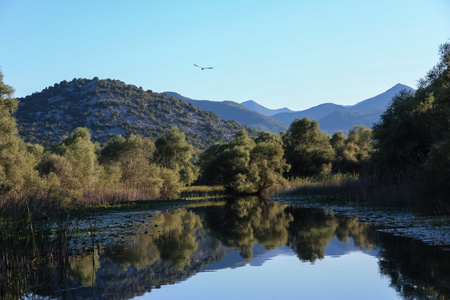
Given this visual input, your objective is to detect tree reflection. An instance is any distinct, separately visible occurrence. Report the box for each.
[105,235,160,271]
[70,250,100,287]
[376,233,450,298]
[2,199,449,299]
[198,198,293,259]
[152,209,202,269]
[286,207,338,262]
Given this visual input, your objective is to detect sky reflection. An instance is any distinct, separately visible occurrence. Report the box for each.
[140,244,401,300]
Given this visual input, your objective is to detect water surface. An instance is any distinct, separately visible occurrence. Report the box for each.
[1,198,449,299]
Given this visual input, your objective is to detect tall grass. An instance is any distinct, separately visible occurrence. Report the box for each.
[273,173,359,198]
[275,170,449,214]
[180,185,227,199]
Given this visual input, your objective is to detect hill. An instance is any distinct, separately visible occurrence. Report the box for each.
[15,78,258,149]
[164,92,288,133]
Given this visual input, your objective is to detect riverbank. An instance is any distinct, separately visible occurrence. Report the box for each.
[272,195,450,250]
[75,193,450,250]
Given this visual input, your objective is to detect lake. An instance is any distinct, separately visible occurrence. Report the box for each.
[1,198,449,299]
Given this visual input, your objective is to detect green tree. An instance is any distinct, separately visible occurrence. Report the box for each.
[371,90,426,175]
[330,131,347,172]
[56,127,98,190]
[0,70,40,195]
[158,167,183,199]
[283,117,335,177]
[343,125,372,174]
[332,126,373,174]
[153,127,198,186]
[371,42,450,212]
[38,154,78,190]
[200,130,288,195]
[199,130,253,193]
[248,140,290,196]
[100,134,156,189]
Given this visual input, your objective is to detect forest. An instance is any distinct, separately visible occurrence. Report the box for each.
[0,42,449,218]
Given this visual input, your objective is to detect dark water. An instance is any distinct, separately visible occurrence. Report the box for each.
[1,198,449,299]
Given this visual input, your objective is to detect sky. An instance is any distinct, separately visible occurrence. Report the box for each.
[1,0,449,111]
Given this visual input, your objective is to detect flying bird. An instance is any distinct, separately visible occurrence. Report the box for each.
[194,63,213,70]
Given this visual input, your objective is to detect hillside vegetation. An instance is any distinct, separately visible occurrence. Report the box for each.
[16,78,257,149]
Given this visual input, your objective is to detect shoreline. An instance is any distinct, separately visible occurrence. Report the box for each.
[271,195,450,250]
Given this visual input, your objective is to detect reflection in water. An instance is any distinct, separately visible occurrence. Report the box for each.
[0,198,449,299]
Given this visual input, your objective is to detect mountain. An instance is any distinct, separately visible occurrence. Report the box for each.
[271,103,347,126]
[350,83,413,110]
[164,92,288,133]
[15,78,258,149]
[317,108,386,134]
[240,100,293,116]
[270,83,415,134]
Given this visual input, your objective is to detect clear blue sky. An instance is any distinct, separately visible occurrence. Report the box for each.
[1,0,449,110]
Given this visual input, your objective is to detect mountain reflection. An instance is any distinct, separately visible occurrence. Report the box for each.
[1,198,449,299]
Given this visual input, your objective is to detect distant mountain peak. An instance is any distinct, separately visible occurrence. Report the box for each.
[351,83,415,110]
[240,100,293,117]
[165,92,288,133]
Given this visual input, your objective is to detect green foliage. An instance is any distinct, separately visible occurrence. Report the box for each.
[248,141,290,195]
[15,78,257,149]
[199,130,289,194]
[331,125,373,174]
[283,117,335,177]
[38,154,78,190]
[100,134,156,188]
[154,127,192,169]
[158,167,183,199]
[371,42,450,212]
[153,127,198,186]
[0,71,41,195]
[56,128,98,190]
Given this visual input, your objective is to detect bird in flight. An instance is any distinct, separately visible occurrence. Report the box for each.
[194,63,213,70]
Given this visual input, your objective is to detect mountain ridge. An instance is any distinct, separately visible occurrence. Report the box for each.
[240,100,293,116]
[269,83,415,133]
[167,83,414,135]
[164,92,288,133]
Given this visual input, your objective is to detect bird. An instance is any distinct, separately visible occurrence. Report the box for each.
[193,63,213,70]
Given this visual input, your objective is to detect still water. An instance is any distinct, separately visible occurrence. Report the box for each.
[2,198,449,299]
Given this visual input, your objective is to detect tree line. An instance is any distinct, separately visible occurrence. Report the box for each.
[1,42,449,214]
[0,67,372,211]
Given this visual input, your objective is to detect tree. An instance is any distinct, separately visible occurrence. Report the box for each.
[38,154,78,190]
[331,126,373,174]
[56,127,98,190]
[330,131,347,172]
[283,117,335,177]
[371,90,426,175]
[248,140,290,196]
[0,70,40,195]
[198,130,253,193]
[100,134,156,189]
[199,130,289,195]
[343,125,372,174]
[153,127,198,185]
[371,42,450,212]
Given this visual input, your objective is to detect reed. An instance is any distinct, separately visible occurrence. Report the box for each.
[273,173,359,198]
[180,185,227,199]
